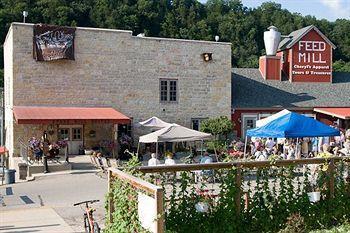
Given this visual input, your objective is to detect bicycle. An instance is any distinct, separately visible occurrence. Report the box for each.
[73,199,101,233]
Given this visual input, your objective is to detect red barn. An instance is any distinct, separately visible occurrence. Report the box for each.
[277,25,336,83]
[232,25,350,139]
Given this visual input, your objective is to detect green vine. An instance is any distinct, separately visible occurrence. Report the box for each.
[105,157,350,233]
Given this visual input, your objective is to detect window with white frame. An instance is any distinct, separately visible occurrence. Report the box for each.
[160,79,177,102]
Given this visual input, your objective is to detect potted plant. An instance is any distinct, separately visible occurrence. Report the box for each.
[306,164,321,203]
[306,183,321,203]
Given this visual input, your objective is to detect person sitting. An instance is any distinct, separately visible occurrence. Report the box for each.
[165,152,176,165]
[200,152,213,164]
[196,152,214,182]
[148,153,160,166]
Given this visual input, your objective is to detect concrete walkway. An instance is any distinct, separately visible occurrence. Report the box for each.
[0,207,75,232]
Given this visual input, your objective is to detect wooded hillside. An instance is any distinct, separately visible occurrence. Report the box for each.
[1,0,349,86]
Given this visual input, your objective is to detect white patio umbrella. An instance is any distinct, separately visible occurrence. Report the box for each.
[138,123,212,156]
[136,116,171,129]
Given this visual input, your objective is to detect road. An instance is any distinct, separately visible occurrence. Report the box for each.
[0,171,107,232]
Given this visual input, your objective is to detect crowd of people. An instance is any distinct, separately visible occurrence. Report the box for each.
[143,129,350,165]
[229,129,350,161]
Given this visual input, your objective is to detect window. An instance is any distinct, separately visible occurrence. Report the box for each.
[246,119,255,129]
[160,79,177,102]
[72,128,82,140]
[242,114,258,138]
[58,128,69,140]
[191,118,208,131]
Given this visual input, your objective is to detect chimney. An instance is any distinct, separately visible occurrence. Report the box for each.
[259,26,282,81]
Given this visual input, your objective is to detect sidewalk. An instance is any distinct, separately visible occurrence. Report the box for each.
[0,206,74,232]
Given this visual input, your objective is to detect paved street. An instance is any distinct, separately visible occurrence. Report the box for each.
[0,171,107,232]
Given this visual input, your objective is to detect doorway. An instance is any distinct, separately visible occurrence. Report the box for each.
[58,125,83,154]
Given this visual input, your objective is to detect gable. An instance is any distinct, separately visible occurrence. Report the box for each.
[278,25,336,51]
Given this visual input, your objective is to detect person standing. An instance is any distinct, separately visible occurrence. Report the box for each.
[265,138,276,153]
[302,138,309,157]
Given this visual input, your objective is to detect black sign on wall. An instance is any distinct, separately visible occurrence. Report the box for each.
[33,24,76,61]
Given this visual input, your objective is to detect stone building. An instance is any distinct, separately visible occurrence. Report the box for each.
[3,22,231,165]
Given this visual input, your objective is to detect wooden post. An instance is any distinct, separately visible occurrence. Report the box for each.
[155,188,164,233]
[235,166,242,214]
[328,158,335,199]
[108,169,115,223]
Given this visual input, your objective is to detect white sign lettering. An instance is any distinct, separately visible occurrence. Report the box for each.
[298,40,327,64]
[299,41,326,51]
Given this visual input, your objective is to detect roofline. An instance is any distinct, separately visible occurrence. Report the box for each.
[285,25,336,50]
[8,22,231,46]
[314,107,350,119]
[231,107,314,111]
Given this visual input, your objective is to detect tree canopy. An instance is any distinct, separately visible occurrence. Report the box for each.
[1,0,350,85]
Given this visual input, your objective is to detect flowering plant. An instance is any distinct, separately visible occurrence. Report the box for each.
[28,137,41,149]
[49,142,60,150]
[57,140,68,148]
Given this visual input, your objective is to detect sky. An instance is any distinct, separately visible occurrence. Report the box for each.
[200,0,350,21]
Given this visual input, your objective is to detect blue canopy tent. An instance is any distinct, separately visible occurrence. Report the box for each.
[244,111,340,157]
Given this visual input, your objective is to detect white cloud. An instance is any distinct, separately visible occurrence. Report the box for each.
[319,0,350,19]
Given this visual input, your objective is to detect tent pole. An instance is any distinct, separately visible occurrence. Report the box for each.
[201,140,203,156]
[244,136,248,159]
[156,142,158,157]
[296,138,299,159]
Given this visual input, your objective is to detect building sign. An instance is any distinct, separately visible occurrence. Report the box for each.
[33,24,75,61]
[291,30,332,82]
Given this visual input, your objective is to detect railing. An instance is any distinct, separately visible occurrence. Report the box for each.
[18,138,31,165]
[107,168,164,233]
[137,157,350,213]
[108,157,350,232]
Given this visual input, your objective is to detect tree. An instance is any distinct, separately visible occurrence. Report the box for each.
[0,0,350,88]
[200,116,233,155]
[201,116,233,140]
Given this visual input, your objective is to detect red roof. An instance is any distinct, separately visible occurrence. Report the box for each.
[314,108,350,120]
[13,106,130,124]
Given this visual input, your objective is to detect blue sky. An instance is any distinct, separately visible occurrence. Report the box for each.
[199,0,350,21]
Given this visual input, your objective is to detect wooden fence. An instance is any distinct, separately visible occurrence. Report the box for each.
[108,168,164,233]
[137,157,350,212]
[108,157,350,232]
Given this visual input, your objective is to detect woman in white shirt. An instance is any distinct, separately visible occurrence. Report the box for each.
[165,153,176,165]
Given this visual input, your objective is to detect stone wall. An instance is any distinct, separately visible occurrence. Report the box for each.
[83,123,114,149]
[4,25,14,164]
[4,22,232,159]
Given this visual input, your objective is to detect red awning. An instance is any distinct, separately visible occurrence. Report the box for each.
[13,106,130,124]
[314,108,350,120]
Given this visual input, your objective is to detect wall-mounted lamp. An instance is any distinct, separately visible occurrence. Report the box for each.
[202,53,212,62]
